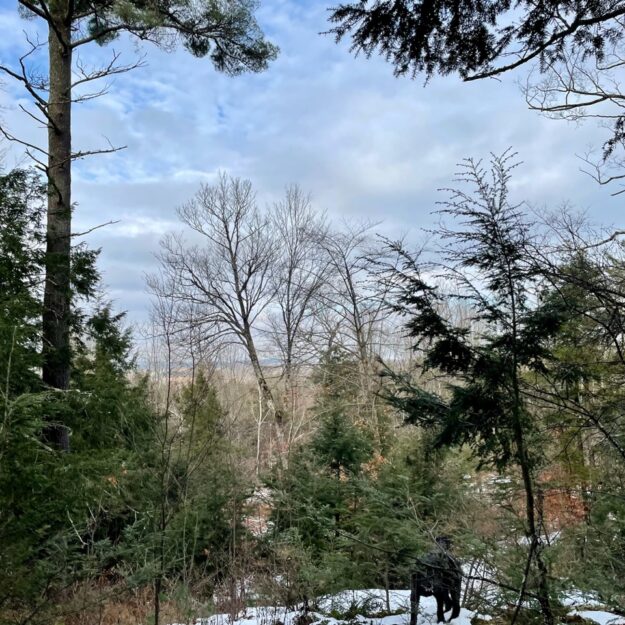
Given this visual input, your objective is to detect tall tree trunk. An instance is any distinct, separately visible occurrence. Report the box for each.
[43,9,72,392]
[256,382,264,476]
[42,7,72,451]
[244,329,288,459]
[283,350,294,418]
[409,572,418,625]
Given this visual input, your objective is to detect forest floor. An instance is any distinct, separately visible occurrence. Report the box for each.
[185,589,624,625]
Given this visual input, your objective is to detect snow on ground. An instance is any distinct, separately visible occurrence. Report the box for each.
[317,588,411,614]
[561,592,602,607]
[574,612,625,625]
[194,604,475,625]
[181,589,623,625]
[192,589,487,625]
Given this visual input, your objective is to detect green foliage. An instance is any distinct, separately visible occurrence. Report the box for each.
[70,305,154,451]
[4,159,625,621]
[384,154,560,471]
[270,406,373,553]
[0,173,162,616]
[0,168,251,621]
[313,407,373,477]
[176,368,226,451]
[348,434,468,589]
[120,369,253,602]
[328,0,623,81]
[512,251,625,606]
[68,0,278,74]
[382,154,562,623]
[0,167,105,400]
[547,437,625,608]
[267,346,471,604]
[0,168,46,395]
[0,384,157,615]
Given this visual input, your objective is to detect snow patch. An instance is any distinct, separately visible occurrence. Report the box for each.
[317,589,411,614]
[574,612,625,625]
[170,588,624,625]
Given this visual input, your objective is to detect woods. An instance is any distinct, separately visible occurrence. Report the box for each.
[1,2,625,625]
[1,157,624,624]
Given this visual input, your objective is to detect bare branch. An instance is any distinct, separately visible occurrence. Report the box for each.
[70,142,126,162]
[72,220,121,237]
[0,125,49,157]
[72,50,147,89]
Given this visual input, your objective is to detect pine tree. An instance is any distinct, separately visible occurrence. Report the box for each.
[4,0,278,405]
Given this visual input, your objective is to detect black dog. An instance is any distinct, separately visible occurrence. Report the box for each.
[409,537,462,624]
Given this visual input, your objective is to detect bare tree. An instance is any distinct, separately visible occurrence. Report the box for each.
[267,186,329,416]
[523,33,625,194]
[153,173,283,426]
[321,223,376,366]
[319,223,395,447]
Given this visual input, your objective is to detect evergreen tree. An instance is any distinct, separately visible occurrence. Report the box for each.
[0,300,159,623]
[0,169,162,620]
[328,0,625,82]
[383,153,566,625]
[0,168,46,396]
[526,255,625,608]
[267,349,375,600]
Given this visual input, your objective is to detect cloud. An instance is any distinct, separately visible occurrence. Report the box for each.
[0,1,621,324]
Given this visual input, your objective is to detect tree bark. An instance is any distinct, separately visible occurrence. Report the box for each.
[511,375,554,625]
[511,420,554,625]
[410,572,418,625]
[40,5,73,452]
[244,327,284,426]
[43,7,72,393]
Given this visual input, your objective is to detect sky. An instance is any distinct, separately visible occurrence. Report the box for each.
[0,0,623,324]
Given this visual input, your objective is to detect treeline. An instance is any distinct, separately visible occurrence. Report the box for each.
[1,155,625,625]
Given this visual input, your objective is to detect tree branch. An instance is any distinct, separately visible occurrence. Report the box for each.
[466,7,625,82]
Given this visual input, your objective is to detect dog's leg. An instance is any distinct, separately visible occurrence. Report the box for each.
[449,581,461,620]
[434,590,446,623]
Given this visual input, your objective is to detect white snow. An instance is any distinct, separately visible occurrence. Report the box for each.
[574,612,625,625]
[317,588,411,613]
[561,591,602,607]
[191,598,475,625]
[172,588,623,625]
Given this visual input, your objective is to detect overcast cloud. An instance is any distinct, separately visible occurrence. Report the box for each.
[0,0,622,323]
